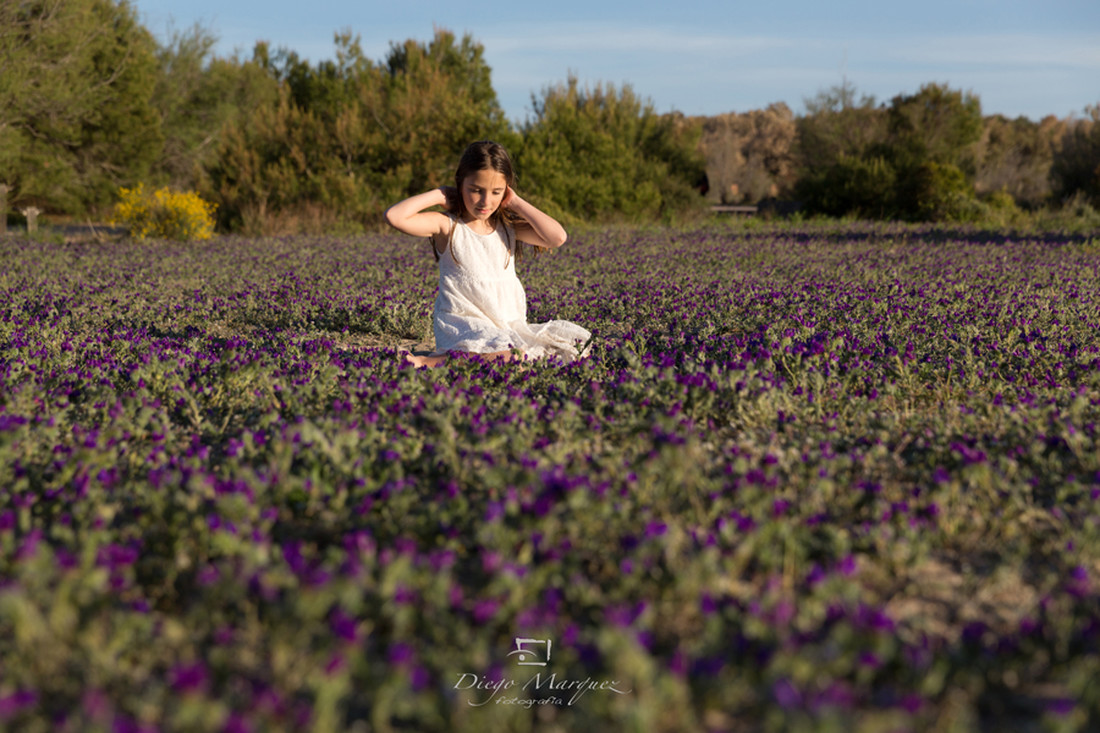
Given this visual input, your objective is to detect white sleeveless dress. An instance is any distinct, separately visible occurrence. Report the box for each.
[431,216,591,361]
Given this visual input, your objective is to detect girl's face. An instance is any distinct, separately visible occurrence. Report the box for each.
[460,168,508,226]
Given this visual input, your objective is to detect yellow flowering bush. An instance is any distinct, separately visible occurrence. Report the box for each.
[111,184,217,241]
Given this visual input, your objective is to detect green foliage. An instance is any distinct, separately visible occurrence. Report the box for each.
[796,82,887,174]
[977,187,1026,227]
[380,31,516,192]
[797,83,986,222]
[885,84,983,173]
[1052,105,1100,208]
[205,83,335,233]
[0,0,163,214]
[896,161,976,222]
[797,153,897,219]
[0,2,1087,230]
[151,24,280,192]
[794,84,891,218]
[110,184,217,241]
[518,77,707,224]
[886,84,983,221]
[204,29,513,234]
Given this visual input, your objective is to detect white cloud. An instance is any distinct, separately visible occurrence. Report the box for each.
[482,25,796,57]
[870,33,1100,69]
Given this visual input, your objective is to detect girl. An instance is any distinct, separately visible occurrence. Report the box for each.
[385,140,591,368]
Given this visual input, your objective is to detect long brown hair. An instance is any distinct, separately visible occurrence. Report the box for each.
[434,140,530,265]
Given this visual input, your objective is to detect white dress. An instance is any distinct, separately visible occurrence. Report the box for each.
[431,216,591,361]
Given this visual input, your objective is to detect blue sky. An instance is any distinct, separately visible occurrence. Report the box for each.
[134,0,1099,124]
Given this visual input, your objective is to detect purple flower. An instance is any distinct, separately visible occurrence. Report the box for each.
[81,689,111,719]
[1047,698,1076,716]
[329,607,357,642]
[393,585,417,605]
[325,654,347,675]
[223,714,252,733]
[472,599,499,623]
[112,715,159,733]
[669,649,688,676]
[816,681,855,709]
[1067,565,1090,598]
[481,551,502,573]
[410,664,431,691]
[0,690,37,719]
[388,642,414,666]
[605,601,647,627]
[772,678,802,708]
[170,662,210,693]
[282,542,305,574]
[858,651,882,668]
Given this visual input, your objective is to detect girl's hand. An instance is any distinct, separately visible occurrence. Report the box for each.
[440,186,459,210]
[506,189,567,249]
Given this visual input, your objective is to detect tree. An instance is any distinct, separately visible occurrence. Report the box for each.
[886,83,983,172]
[0,0,163,214]
[203,29,513,233]
[1052,105,1100,208]
[975,114,1064,208]
[795,82,984,221]
[796,81,886,174]
[700,103,797,204]
[886,83,983,221]
[376,29,515,193]
[151,24,279,192]
[518,76,706,223]
[793,83,891,217]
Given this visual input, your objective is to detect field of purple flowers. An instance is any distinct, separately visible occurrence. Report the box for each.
[2,221,1099,732]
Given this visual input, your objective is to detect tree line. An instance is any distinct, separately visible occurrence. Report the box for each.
[2,0,1098,232]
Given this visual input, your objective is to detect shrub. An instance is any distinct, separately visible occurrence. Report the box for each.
[897,161,980,222]
[518,76,707,224]
[797,153,897,219]
[111,184,217,240]
[977,188,1026,227]
[1052,105,1100,208]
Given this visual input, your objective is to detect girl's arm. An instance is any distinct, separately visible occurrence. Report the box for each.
[384,188,453,239]
[504,189,567,249]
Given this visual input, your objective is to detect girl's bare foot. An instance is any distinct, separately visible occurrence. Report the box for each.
[404,352,448,368]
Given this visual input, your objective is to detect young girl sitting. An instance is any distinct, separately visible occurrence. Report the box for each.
[385,140,591,368]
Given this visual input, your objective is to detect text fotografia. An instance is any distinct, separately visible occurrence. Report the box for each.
[454,672,633,707]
